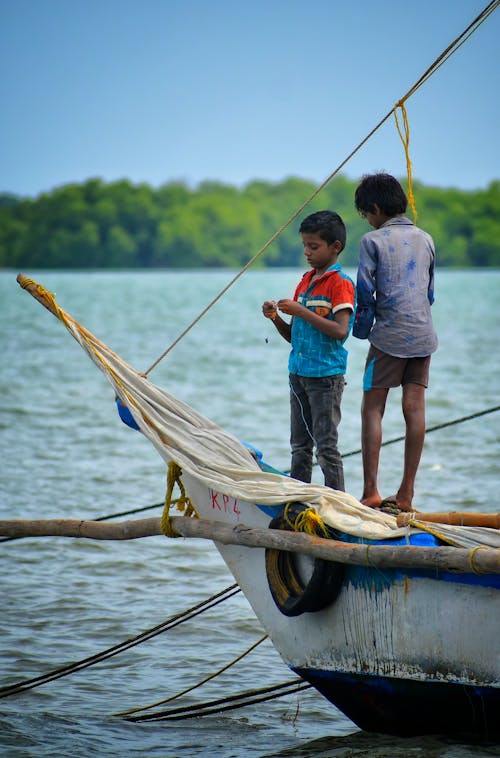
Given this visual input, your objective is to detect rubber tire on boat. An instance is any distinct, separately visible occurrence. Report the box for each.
[265,502,345,617]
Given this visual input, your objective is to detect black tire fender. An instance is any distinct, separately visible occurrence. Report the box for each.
[265,503,344,617]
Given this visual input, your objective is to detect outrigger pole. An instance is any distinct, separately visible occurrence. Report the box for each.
[1,516,499,574]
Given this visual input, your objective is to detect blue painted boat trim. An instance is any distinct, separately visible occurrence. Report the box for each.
[243,444,499,590]
[292,665,500,738]
[295,665,497,692]
[340,531,500,590]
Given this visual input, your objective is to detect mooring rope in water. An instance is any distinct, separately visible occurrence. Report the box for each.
[0,584,240,698]
[123,679,312,722]
[1,580,309,719]
[143,0,499,376]
[115,633,269,717]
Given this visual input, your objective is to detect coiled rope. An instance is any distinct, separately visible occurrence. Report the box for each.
[283,501,329,538]
[143,0,499,376]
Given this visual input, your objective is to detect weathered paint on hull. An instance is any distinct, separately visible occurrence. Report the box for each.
[182,470,500,738]
[294,668,500,739]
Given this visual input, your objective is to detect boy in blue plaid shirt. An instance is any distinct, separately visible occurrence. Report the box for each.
[262,211,355,491]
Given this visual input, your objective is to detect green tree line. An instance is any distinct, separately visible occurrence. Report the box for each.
[1,175,499,269]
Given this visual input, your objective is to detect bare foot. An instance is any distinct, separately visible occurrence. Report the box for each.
[381,495,413,513]
[360,494,383,509]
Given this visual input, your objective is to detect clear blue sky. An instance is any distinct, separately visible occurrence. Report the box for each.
[1,0,498,197]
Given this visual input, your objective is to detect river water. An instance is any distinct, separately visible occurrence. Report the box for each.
[1,269,499,757]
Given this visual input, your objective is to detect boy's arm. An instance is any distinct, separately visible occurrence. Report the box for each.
[428,246,436,305]
[353,238,377,339]
[277,299,351,340]
[262,300,292,343]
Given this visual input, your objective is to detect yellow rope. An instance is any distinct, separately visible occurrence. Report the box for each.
[18,277,65,320]
[406,518,460,546]
[161,461,198,537]
[393,100,417,222]
[283,503,329,538]
[468,545,491,575]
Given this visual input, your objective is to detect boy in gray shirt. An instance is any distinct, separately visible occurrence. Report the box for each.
[353,173,437,512]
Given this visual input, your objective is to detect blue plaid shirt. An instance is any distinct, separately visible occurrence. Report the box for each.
[288,263,355,377]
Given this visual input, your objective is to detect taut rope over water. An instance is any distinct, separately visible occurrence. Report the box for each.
[143,0,499,376]
[2,404,498,542]
[0,585,241,698]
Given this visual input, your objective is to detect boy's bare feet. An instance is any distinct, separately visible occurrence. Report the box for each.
[380,495,413,513]
[360,494,383,509]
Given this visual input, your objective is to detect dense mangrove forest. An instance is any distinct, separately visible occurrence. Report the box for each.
[1,175,499,269]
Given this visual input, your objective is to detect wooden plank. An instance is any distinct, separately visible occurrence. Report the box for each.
[1,516,499,574]
[397,511,500,528]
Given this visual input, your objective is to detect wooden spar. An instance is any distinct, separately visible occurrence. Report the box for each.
[17,274,60,318]
[1,516,499,574]
[0,518,162,540]
[397,511,500,528]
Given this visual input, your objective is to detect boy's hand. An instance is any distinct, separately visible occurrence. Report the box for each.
[262,300,278,320]
[277,298,300,316]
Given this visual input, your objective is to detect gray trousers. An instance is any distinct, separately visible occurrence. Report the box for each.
[289,373,345,492]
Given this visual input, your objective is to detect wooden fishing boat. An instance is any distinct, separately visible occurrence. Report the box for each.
[8,274,499,741]
[5,6,500,741]
[176,463,500,740]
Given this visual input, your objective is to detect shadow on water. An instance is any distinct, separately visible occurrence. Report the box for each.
[265,730,500,757]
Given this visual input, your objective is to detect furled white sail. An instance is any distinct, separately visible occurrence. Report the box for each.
[18,275,500,549]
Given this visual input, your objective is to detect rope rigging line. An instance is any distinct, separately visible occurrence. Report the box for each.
[391,0,499,219]
[0,584,240,699]
[124,679,312,722]
[395,0,499,105]
[1,578,309,718]
[115,633,269,717]
[2,403,498,543]
[143,0,498,376]
[341,404,500,460]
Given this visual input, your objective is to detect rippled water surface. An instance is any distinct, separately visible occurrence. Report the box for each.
[1,269,499,757]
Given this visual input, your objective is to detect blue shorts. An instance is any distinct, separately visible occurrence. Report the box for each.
[363,345,431,391]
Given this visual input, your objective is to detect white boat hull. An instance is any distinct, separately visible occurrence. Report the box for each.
[182,470,500,738]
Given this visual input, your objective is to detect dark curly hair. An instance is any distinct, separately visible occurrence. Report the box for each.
[354,173,407,216]
[299,210,346,250]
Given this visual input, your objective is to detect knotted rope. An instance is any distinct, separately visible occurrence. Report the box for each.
[394,101,417,222]
[161,461,198,537]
